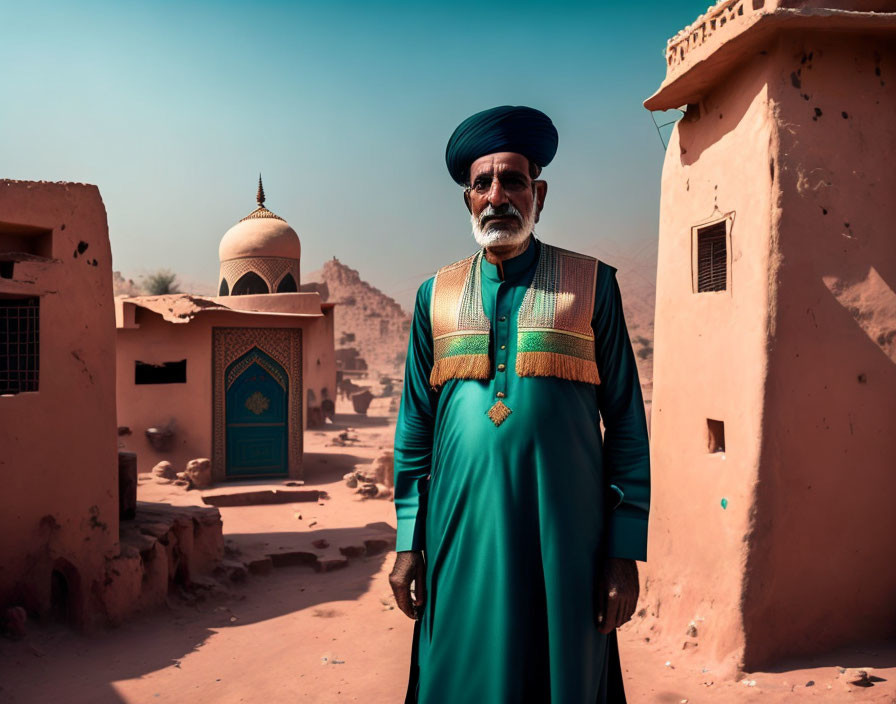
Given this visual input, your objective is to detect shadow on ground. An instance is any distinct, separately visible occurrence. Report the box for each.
[302,451,373,485]
[0,524,395,704]
[327,411,393,431]
[763,641,896,673]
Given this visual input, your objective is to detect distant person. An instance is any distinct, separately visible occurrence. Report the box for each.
[390,105,651,703]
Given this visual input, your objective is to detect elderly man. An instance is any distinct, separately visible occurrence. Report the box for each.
[390,105,650,703]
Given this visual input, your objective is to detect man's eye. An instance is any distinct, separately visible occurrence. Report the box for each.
[472,180,491,192]
[502,177,527,191]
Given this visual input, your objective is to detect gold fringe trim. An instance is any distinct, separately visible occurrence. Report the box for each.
[516,352,601,385]
[429,354,491,389]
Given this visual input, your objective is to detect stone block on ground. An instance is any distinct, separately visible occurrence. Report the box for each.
[372,450,394,487]
[152,461,178,480]
[839,668,882,688]
[339,545,367,559]
[358,482,378,498]
[184,457,213,489]
[374,483,393,500]
[202,489,320,507]
[216,560,248,583]
[137,521,171,540]
[268,551,318,568]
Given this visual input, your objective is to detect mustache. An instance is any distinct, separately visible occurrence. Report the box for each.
[478,203,524,227]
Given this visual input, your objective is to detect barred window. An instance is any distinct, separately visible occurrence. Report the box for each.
[0,297,40,394]
[696,222,728,292]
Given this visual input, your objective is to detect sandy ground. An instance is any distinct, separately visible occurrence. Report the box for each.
[1,397,893,703]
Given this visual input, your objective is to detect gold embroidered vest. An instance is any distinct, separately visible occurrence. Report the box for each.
[429,242,601,389]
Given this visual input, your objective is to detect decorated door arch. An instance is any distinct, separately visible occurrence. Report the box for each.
[225,348,287,477]
[212,328,303,481]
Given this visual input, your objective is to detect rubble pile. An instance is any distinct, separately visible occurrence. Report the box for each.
[148,458,212,490]
[343,450,394,500]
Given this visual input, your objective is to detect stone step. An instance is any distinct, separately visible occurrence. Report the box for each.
[201,489,321,507]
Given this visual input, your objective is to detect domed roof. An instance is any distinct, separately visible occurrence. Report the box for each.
[218,177,301,262]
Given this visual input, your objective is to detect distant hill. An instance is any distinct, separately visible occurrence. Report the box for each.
[305,258,411,375]
[113,271,144,297]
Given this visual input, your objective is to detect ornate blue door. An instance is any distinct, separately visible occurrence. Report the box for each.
[225,348,288,477]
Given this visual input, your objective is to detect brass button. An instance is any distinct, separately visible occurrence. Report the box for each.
[500,344,506,350]
[497,363,506,372]
[496,392,506,398]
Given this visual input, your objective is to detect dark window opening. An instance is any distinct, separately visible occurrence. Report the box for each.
[232,271,269,295]
[135,359,187,384]
[0,223,53,258]
[707,418,726,453]
[276,273,297,293]
[697,221,728,292]
[0,297,39,394]
[218,278,229,296]
[0,261,14,279]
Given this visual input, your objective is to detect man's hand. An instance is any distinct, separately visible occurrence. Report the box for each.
[389,550,426,620]
[595,557,639,634]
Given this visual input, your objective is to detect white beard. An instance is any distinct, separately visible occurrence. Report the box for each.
[471,201,537,249]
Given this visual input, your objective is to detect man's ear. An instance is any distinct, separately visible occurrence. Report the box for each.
[533,181,548,223]
[463,189,473,214]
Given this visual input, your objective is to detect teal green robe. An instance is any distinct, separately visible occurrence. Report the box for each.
[394,237,650,703]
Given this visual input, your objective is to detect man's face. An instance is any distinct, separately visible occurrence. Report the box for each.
[466,152,547,248]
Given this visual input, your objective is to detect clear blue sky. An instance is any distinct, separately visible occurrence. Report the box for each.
[1,0,702,308]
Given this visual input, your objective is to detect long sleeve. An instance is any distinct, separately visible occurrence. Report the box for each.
[593,262,651,562]
[393,278,438,552]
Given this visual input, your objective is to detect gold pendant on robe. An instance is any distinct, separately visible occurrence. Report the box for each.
[487,400,512,427]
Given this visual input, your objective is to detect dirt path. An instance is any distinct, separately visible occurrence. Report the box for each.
[1,398,893,703]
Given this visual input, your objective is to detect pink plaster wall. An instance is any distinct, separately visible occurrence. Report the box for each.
[640,57,776,672]
[0,180,118,627]
[643,20,896,672]
[742,32,896,667]
[116,306,335,478]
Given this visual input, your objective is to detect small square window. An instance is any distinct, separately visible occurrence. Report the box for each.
[696,221,728,292]
[707,418,725,453]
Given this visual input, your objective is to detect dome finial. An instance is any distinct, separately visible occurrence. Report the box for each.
[256,173,265,207]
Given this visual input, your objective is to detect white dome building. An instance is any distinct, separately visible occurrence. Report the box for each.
[218,177,300,296]
[115,175,337,484]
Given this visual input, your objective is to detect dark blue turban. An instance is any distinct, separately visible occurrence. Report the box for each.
[445,105,559,186]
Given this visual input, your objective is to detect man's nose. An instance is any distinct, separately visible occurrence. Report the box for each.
[487,179,508,206]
